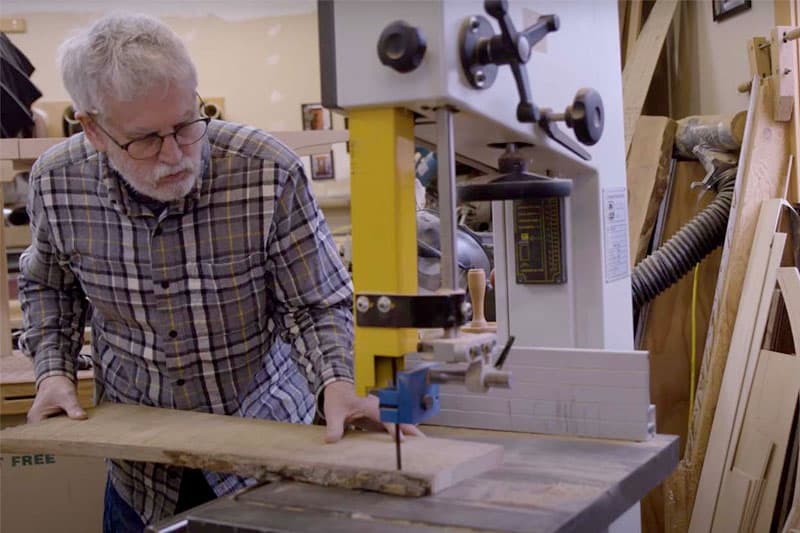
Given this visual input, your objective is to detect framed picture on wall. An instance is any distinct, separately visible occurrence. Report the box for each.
[301,103,331,130]
[344,117,350,153]
[311,151,334,180]
[712,0,751,22]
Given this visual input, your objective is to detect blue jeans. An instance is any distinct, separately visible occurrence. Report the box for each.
[103,470,217,532]
[103,478,145,533]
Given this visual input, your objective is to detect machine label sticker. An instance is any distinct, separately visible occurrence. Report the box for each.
[602,187,630,283]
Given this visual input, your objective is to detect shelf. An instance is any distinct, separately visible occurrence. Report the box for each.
[9,299,21,329]
[0,131,349,165]
[4,225,30,250]
[271,130,348,157]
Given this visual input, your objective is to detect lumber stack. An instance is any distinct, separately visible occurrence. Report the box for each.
[690,200,800,532]
[629,64,799,532]
[642,77,795,532]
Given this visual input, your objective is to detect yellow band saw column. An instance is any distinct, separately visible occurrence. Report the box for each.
[349,108,418,396]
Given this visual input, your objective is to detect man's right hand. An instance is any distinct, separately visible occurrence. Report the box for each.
[27,375,88,423]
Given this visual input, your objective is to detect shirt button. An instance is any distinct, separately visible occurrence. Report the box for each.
[175,378,186,386]
[161,281,169,289]
[168,330,178,338]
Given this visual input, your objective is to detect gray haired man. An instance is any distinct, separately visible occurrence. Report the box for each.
[19,13,420,532]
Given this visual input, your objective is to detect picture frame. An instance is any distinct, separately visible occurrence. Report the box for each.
[712,0,751,22]
[301,103,331,130]
[311,151,335,180]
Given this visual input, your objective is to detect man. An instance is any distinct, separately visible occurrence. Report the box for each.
[18,13,419,532]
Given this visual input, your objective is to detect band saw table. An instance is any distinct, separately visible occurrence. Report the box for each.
[149,427,677,533]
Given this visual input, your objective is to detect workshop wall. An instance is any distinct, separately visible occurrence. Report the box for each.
[684,0,776,116]
[2,1,351,184]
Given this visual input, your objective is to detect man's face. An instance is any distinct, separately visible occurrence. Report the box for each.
[98,84,205,203]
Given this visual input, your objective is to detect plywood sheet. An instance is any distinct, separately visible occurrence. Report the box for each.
[639,161,721,533]
[627,115,677,268]
[0,403,503,496]
[641,161,721,450]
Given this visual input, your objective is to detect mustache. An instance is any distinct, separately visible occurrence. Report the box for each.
[154,158,196,180]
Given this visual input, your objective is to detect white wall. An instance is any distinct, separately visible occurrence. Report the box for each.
[686,0,776,116]
[2,1,351,183]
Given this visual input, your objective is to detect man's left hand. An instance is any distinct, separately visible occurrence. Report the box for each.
[323,381,424,443]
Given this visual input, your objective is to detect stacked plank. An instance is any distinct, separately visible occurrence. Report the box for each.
[661,77,794,531]
[689,200,799,532]
[628,73,799,532]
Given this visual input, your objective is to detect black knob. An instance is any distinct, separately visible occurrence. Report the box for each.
[485,0,509,19]
[566,89,604,146]
[377,21,427,73]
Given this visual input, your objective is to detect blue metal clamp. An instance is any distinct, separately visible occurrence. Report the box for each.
[377,363,441,425]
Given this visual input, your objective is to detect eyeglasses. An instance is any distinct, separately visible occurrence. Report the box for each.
[90,114,211,160]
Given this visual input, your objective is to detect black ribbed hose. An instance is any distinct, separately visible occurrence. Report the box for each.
[631,168,736,309]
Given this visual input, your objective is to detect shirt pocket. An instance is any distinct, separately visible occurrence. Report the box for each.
[185,252,271,340]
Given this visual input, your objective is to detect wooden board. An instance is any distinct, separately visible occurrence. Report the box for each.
[0,139,19,159]
[627,115,677,267]
[691,208,788,532]
[624,0,643,67]
[664,76,791,532]
[786,420,800,533]
[618,0,629,66]
[771,27,796,123]
[0,403,503,496]
[641,161,721,450]
[712,343,800,532]
[3,131,348,163]
[0,17,25,33]
[748,37,772,80]
[639,161,722,533]
[790,3,800,204]
[622,0,680,156]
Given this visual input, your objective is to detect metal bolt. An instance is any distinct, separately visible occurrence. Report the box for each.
[469,16,480,32]
[356,296,370,313]
[785,68,793,76]
[421,394,434,410]
[474,70,486,88]
[377,296,392,313]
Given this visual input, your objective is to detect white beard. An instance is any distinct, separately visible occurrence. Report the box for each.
[107,150,201,203]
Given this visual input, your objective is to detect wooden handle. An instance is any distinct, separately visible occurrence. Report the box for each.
[784,27,800,43]
[467,269,487,327]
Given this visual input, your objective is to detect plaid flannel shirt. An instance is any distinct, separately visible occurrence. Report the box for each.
[18,120,354,525]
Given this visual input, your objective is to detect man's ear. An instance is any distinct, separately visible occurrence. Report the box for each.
[75,111,108,152]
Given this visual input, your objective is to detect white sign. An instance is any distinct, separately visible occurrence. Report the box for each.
[603,187,630,283]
